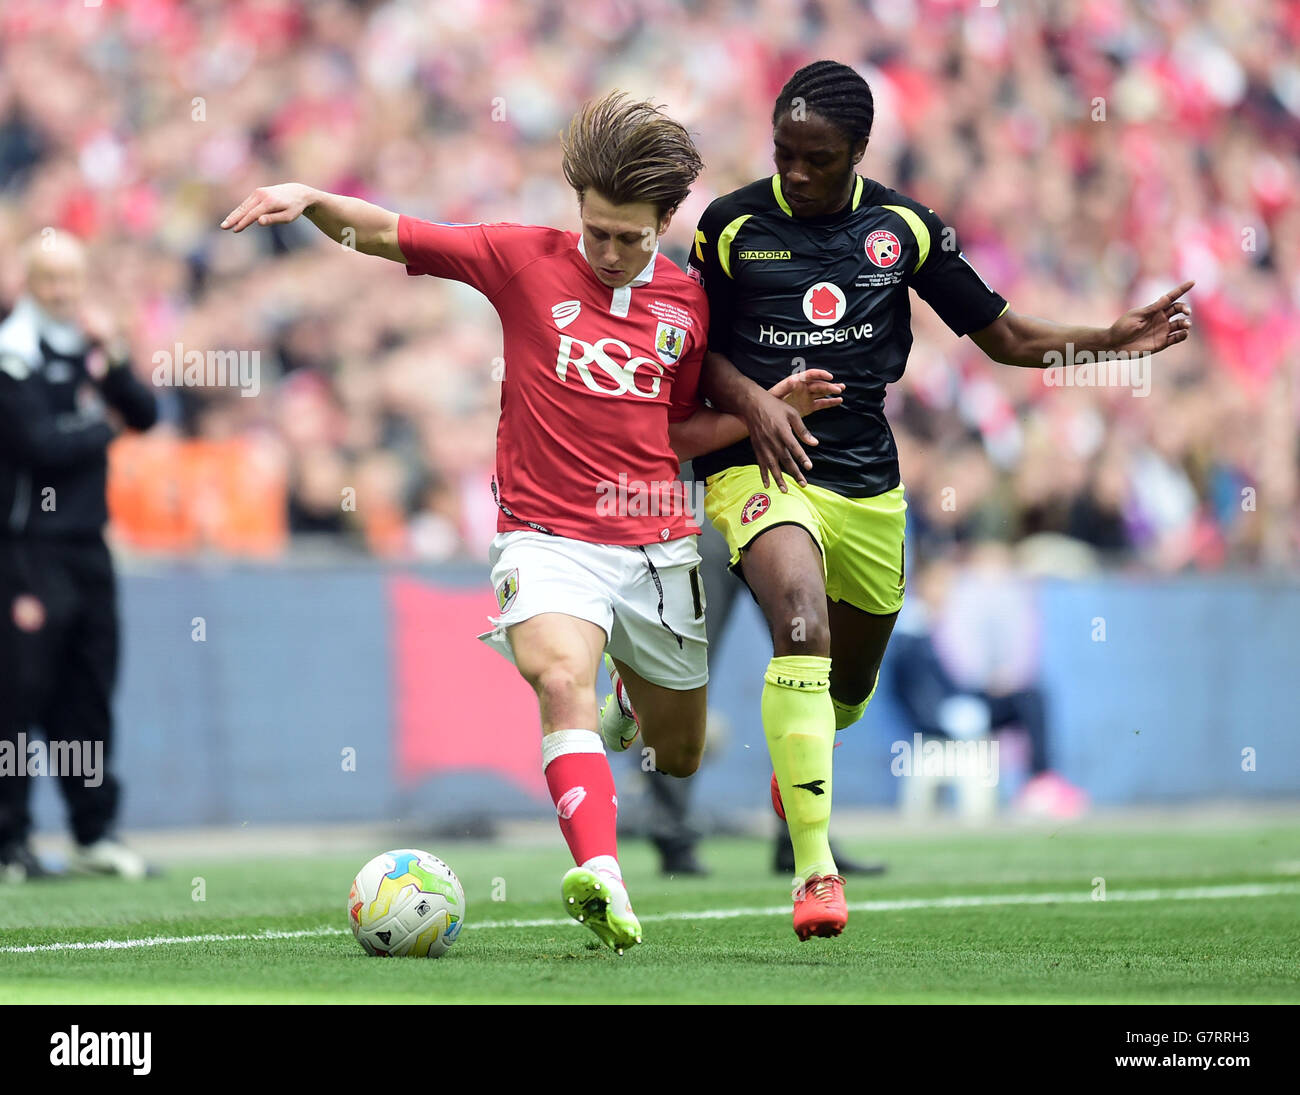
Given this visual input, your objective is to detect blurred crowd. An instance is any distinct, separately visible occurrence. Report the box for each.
[1,0,1297,570]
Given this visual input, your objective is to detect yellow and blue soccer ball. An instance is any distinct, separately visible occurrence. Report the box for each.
[348,849,466,957]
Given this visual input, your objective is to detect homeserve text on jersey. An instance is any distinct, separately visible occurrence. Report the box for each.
[758,321,874,346]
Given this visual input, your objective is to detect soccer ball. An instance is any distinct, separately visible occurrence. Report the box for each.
[348,849,466,957]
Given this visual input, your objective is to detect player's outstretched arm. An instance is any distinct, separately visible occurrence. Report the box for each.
[969,280,1194,368]
[220,184,404,262]
[669,369,842,465]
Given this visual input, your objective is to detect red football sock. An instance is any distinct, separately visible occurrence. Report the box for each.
[543,729,619,867]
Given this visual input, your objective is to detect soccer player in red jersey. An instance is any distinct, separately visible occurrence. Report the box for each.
[222,93,839,952]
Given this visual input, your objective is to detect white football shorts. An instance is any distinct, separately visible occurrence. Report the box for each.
[477,530,708,690]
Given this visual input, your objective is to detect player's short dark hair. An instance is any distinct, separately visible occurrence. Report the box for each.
[561,91,703,221]
[772,60,875,147]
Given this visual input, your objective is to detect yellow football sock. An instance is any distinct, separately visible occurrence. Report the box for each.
[831,669,879,730]
[762,655,835,882]
[831,696,867,731]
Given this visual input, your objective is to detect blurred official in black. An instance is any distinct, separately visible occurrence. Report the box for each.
[0,231,157,881]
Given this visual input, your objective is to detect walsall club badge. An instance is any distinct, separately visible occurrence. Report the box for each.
[865,229,902,269]
[740,493,771,525]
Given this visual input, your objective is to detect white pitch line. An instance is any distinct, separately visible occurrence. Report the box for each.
[0,927,351,954]
[2,881,1296,954]
[471,881,1300,928]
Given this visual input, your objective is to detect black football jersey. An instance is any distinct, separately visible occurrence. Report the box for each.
[688,175,1008,495]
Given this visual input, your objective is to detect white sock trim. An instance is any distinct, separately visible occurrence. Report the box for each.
[542,728,606,770]
[582,854,622,881]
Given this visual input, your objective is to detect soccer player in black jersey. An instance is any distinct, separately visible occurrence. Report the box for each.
[690,60,1192,940]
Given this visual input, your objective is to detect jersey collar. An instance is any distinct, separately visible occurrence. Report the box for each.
[576,235,659,287]
[772,173,865,219]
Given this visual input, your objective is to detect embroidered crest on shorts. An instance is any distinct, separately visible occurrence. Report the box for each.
[740,492,771,525]
[495,568,519,614]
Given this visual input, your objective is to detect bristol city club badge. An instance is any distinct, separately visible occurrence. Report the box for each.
[495,569,519,614]
[740,492,771,525]
[865,229,902,269]
[655,322,687,365]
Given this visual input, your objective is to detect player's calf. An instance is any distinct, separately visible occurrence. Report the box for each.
[605,655,707,777]
[508,614,638,946]
[642,737,703,778]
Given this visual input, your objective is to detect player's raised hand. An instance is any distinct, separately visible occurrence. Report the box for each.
[220,183,315,233]
[1107,280,1194,356]
[768,368,844,417]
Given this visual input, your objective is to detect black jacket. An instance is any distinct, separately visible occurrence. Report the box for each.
[0,336,157,537]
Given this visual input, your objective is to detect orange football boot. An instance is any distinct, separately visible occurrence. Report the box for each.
[792,873,847,940]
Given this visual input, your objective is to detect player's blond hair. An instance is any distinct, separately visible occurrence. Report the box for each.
[561,92,703,221]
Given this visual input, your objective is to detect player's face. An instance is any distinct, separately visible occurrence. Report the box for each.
[772,112,867,218]
[579,190,671,288]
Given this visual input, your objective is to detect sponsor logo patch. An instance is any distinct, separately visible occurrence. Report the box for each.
[801,282,846,327]
[556,786,587,819]
[739,249,792,260]
[794,779,827,795]
[551,299,581,329]
[554,335,665,398]
[740,492,771,525]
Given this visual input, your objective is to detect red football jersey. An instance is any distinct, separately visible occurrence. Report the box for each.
[398,217,707,544]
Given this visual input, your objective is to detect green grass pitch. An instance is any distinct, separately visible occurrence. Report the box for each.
[2,819,1297,1003]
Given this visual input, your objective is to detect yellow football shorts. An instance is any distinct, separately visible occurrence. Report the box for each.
[703,465,907,615]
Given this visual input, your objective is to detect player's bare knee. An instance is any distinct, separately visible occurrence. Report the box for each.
[770,599,831,656]
[526,662,590,714]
